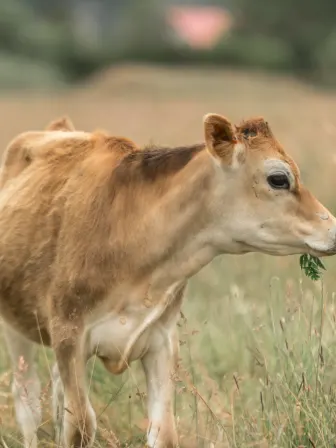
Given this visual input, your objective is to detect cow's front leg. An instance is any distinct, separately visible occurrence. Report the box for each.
[141,326,179,448]
[52,321,96,448]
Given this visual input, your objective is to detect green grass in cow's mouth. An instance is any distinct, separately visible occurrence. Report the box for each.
[300,254,326,281]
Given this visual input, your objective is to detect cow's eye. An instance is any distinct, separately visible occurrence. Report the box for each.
[267,173,290,190]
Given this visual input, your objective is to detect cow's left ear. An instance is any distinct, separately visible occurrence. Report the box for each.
[45,116,75,132]
[203,113,244,166]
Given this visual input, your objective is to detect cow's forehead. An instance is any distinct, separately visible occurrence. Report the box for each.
[236,117,301,185]
[236,117,273,138]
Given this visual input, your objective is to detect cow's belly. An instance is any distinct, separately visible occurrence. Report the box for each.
[85,307,169,374]
[84,281,186,374]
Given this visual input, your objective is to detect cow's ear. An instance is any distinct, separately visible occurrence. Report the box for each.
[204,113,243,166]
[45,116,75,132]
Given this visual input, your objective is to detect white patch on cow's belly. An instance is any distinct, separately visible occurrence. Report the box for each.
[85,308,152,366]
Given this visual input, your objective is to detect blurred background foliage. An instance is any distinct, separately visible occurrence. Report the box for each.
[2,0,336,89]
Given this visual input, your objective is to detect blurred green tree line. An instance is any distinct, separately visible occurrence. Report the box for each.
[1,0,336,89]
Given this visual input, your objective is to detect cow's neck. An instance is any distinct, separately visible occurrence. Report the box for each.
[142,150,223,288]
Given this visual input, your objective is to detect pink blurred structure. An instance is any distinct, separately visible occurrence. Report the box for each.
[167,6,232,50]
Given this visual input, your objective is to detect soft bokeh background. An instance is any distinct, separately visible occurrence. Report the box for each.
[1,1,336,447]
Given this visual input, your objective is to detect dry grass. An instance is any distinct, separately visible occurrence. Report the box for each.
[1,64,336,447]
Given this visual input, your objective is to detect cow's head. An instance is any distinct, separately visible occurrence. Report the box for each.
[204,113,336,256]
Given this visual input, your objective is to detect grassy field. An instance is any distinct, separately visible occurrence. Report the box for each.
[1,65,336,447]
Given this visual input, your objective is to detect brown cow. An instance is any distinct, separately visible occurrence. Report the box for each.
[0,114,335,448]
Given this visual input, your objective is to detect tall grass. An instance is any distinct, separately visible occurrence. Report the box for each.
[1,253,336,447]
